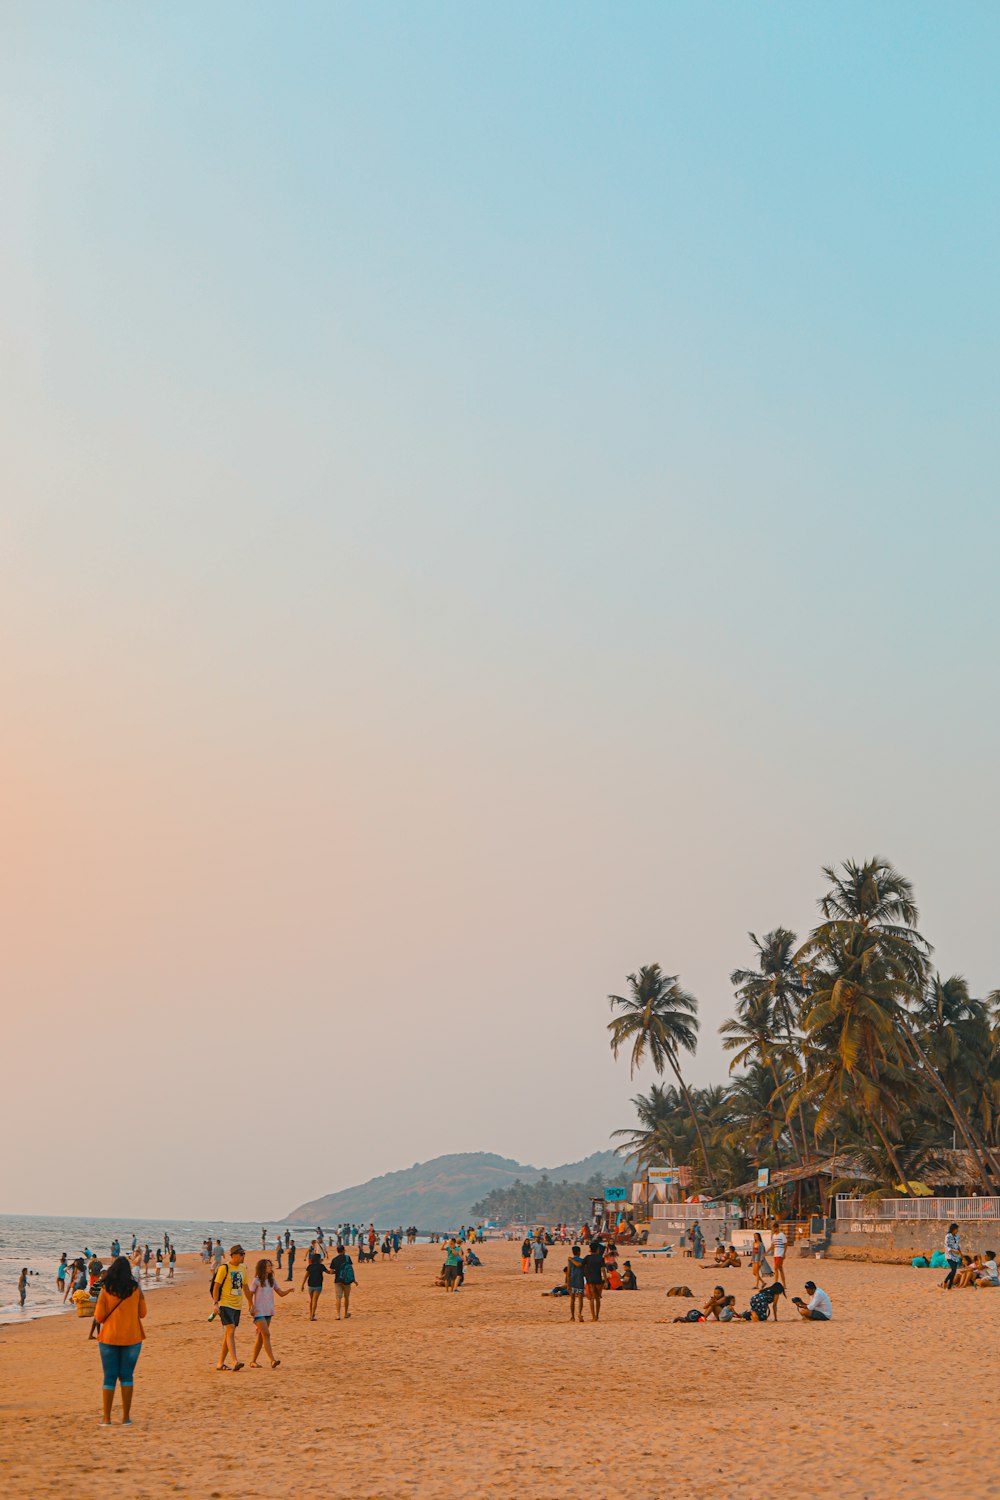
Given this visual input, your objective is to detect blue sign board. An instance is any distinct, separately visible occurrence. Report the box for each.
[604,1187,627,1202]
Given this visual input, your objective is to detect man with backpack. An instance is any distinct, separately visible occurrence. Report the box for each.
[212,1244,248,1371]
[329,1242,355,1319]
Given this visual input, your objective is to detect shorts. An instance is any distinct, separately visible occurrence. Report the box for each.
[253,1314,272,1324]
[773,1256,785,1267]
[335,1282,352,1304]
[308,1283,323,1295]
[806,1311,829,1320]
[99,1342,142,1389]
[584,1281,603,1294]
[569,1283,585,1296]
[219,1306,241,1326]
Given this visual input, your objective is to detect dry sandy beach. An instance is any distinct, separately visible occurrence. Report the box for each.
[2,1242,997,1498]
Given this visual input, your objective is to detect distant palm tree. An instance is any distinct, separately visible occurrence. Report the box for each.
[608,965,713,1188]
[731,928,811,1161]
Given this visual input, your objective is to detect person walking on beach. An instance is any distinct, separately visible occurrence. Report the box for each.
[212,1245,248,1371]
[276,1240,283,1270]
[330,1243,355,1319]
[17,1268,28,1307]
[770,1221,787,1287]
[57,1253,68,1296]
[942,1223,962,1289]
[168,1245,176,1280]
[142,1244,151,1280]
[213,1239,224,1269]
[155,1248,162,1280]
[532,1237,546,1275]
[750,1232,769,1287]
[248,1257,293,1367]
[520,1236,532,1274]
[94,1256,147,1426]
[261,1228,267,1251]
[286,1239,296,1282]
[691,1221,704,1260]
[301,1250,331,1319]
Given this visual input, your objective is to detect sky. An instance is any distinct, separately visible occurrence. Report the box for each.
[1,1,998,1221]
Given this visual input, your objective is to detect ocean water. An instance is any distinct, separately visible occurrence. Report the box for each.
[0,1214,342,1326]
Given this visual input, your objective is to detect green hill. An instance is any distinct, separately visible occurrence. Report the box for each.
[284,1150,625,1229]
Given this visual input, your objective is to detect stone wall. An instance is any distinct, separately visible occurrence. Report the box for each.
[828,1220,999,1260]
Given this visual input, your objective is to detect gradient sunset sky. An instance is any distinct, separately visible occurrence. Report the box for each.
[2,1,998,1220]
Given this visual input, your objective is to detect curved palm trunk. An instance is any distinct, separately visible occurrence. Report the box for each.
[898,1021,1000,1192]
[868,1112,911,1196]
[768,1059,797,1166]
[666,1052,714,1191]
[776,994,811,1163]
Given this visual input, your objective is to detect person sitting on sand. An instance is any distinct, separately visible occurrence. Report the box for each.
[793,1281,832,1320]
[713,1243,728,1266]
[748,1281,786,1321]
[724,1247,741,1269]
[974,1251,999,1287]
[718,1295,739,1322]
[954,1255,982,1288]
[703,1285,728,1321]
[621,1261,638,1291]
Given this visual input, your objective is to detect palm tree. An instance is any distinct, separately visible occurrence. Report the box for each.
[608,965,713,1188]
[727,929,811,1161]
[804,858,999,1191]
[794,927,914,1191]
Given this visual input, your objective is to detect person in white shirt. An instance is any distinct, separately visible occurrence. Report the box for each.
[974,1252,998,1288]
[770,1222,787,1287]
[795,1280,832,1320]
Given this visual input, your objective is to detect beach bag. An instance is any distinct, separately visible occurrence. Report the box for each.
[338,1259,356,1285]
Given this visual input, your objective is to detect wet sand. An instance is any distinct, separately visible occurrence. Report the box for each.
[1,1242,997,1498]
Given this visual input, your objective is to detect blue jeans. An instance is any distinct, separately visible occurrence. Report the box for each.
[99,1342,142,1390]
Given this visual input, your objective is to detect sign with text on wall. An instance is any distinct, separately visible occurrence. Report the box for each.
[757,1168,770,1188]
[648,1167,680,1184]
[604,1187,627,1202]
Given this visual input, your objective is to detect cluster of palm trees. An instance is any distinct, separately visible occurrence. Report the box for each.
[609,858,1000,1200]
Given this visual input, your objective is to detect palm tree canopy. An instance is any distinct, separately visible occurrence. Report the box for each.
[607,964,699,1080]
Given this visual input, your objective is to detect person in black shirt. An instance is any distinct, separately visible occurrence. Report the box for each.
[581,1245,607,1322]
[300,1254,330,1321]
[621,1261,638,1291]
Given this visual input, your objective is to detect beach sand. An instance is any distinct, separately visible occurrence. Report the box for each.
[2,1242,997,1498]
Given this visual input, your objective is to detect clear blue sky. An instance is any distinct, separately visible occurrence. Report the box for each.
[2,2,998,1217]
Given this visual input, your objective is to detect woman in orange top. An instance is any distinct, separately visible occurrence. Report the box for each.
[94,1257,148,1426]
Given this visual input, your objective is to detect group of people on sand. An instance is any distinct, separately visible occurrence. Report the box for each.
[559,1240,638,1320]
[939,1225,998,1289]
[670,1277,832,1322]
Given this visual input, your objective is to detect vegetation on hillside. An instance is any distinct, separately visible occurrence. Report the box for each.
[610,858,1000,1201]
[470,1172,629,1225]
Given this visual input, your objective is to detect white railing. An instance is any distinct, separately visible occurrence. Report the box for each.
[652,1204,739,1223]
[835,1195,1000,1222]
